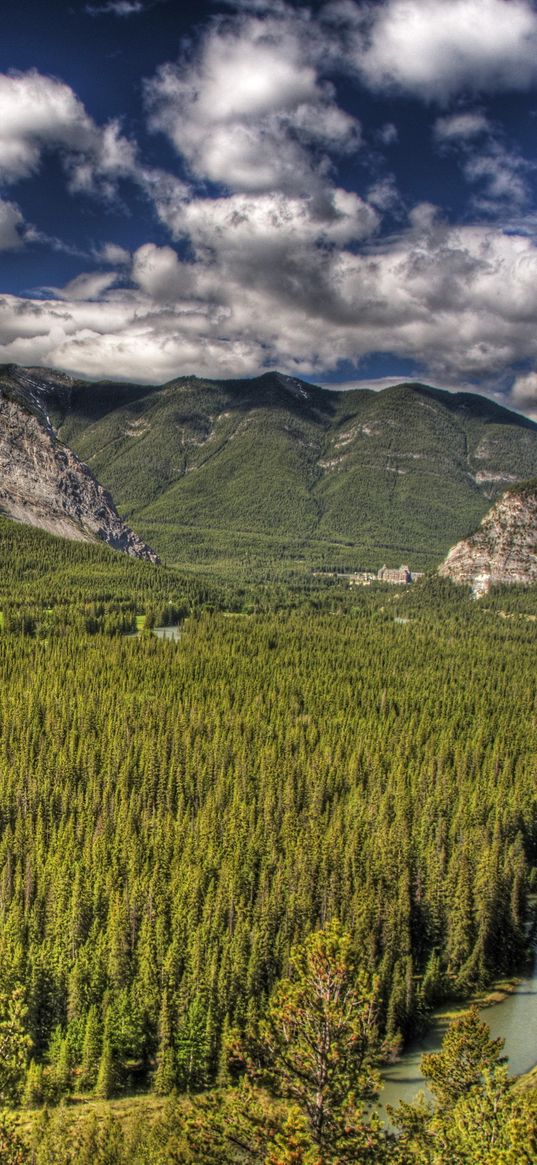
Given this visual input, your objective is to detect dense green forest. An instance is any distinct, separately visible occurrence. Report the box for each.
[0,925,535,1162]
[0,517,534,1161]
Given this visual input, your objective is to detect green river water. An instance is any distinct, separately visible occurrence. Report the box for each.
[381,945,537,1116]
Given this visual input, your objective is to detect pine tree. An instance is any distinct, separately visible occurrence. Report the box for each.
[23,1060,45,1109]
[95,1033,117,1100]
[79,1007,101,1092]
[253,920,382,1156]
[176,995,210,1093]
[421,1006,505,1109]
[153,991,176,1095]
[53,1037,72,1099]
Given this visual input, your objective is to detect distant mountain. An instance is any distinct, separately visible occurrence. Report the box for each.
[439,481,537,592]
[3,364,537,574]
[0,367,157,561]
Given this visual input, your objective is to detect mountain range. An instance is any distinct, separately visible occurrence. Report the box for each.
[2,363,537,576]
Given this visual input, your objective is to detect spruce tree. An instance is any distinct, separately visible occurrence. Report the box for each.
[80,1007,101,1092]
[95,1031,117,1100]
[23,1060,45,1109]
[153,991,176,1095]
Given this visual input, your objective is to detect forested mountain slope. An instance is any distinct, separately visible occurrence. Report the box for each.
[4,364,537,574]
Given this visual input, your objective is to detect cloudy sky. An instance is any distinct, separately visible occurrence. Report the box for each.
[2,0,537,411]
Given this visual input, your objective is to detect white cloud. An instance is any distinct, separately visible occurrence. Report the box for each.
[22,226,86,257]
[131,244,195,302]
[95,242,131,266]
[175,189,379,250]
[510,371,537,416]
[48,272,120,301]
[434,109,534,211]
[463,145,532,209]
[434,112,490,140]
[367,176,401,213]
[1,3,537,403]
[145,10,359,194]
[0,70,137,197]
[0,200,24,250]
[0,70,94,182]
[377,122,398,145]
[350,0,537,101]
[3,220,537,395]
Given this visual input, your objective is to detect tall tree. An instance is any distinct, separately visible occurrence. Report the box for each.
[421,1006,505,1109]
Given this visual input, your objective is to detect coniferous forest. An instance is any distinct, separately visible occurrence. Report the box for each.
[0,519,534,1162]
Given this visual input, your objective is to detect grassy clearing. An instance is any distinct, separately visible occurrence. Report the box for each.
[17,1093,167,1137]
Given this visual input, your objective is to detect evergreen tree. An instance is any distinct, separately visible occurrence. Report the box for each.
[394,1012,536,1165]
[253,921,383,1158]
[421,1006,505,1109]
[153,991,176,1096]
[22,1060,45,1110]
[95,1032,118,1100]
[176,995,210,1093]
[79,1006,101,1092]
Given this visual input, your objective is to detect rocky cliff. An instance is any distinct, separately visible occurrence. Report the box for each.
[0,375,158,561]
[439,483,537,592]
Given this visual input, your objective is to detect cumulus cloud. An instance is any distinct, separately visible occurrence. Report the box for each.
[2,2,537,403]
[23,226,86,257]
[0,70,137,197]
[145,9,359,194]
[463,146,533,210]
[343,0,537,101]
[367,176,401,213]
[510,371,537,416]
[131,244,195,302]
[3,218,537,394]
[0,70,93,183]
[175,188,379,250]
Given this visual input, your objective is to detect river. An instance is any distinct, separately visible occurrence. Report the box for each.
[380,945,537,1117]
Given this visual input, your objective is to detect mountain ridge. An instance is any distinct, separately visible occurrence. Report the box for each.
[2,363,537,576]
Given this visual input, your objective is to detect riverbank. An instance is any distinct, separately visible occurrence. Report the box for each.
[431,971,522,1028]
[381,944,537,1116]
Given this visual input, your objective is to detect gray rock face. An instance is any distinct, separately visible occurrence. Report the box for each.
[0,385,158,561]
[439,485,537,592]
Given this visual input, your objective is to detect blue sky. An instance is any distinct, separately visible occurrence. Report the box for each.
[2,0,537,413]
